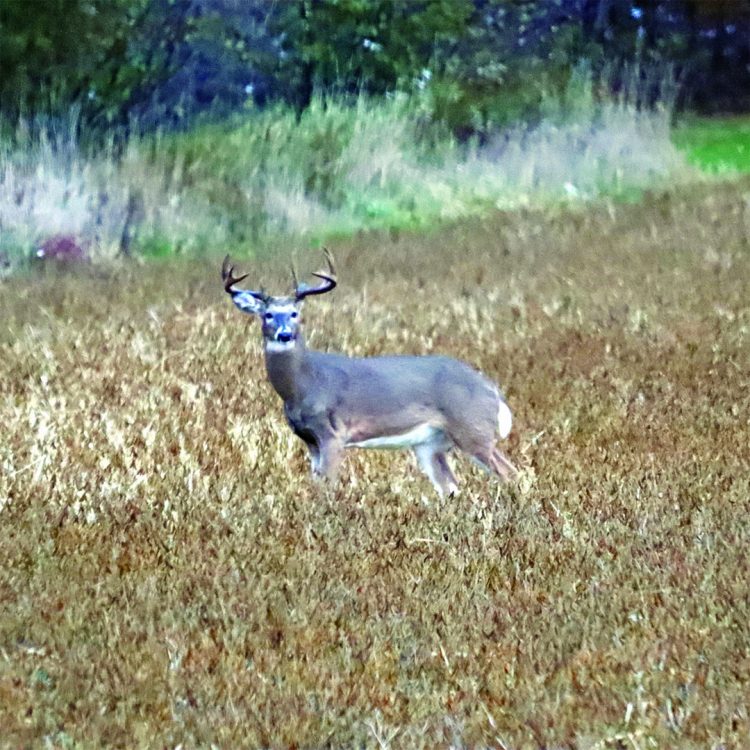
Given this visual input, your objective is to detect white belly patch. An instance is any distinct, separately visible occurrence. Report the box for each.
[348,423,443,450]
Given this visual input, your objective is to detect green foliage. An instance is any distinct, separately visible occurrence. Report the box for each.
[274,0,472,105]
[0,0,474,130]
[0,0,148,121]
[4,0,750,138]
[423,2,597,134]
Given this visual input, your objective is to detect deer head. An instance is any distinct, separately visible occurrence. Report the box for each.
[222,249,336,352]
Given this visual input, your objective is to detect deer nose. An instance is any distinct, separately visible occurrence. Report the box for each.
[276,329,293,343]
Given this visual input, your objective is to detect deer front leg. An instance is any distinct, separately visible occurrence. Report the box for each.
[297,437,340,482]
[312,436,344,483]
[287,406,345,484]
[305,440,321,477]
[289,428,323,479]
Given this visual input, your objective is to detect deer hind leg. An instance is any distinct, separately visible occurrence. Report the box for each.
[450,422,518,482]
[414,444,459,498]
[466,444,518,481]
[489,447,518,480]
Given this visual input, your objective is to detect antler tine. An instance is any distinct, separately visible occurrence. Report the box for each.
[290,261,300,294]
[295,247,337,300]
[222,255,250,293]
[314,246,336,281]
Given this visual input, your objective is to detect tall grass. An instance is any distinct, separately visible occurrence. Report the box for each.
[0,68,692,269]
[0,113,221,264]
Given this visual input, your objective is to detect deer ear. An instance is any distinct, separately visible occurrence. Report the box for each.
[231,291,264,316]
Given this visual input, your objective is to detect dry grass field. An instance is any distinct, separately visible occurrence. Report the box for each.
[1,179,749,749]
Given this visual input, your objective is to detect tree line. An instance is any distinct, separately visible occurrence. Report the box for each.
[1,0,749,136]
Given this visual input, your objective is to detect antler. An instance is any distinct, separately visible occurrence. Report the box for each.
[294,247,337,301]
[222,255,248,292]
[222,256,267,301]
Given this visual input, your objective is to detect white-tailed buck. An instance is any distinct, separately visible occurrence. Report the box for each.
[222,250,517,497]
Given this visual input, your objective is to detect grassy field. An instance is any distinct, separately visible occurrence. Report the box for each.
[1,177,750,748]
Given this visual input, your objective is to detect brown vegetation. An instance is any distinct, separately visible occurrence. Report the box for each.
[1,179,749,748]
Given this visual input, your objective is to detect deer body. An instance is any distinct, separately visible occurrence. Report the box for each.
[223,252,516,497]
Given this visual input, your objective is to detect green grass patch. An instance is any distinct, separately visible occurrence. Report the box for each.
[673,116,750,174]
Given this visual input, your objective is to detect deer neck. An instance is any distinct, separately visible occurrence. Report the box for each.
[264,338,308,403]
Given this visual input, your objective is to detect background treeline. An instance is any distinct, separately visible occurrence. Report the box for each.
[2,0,750,137]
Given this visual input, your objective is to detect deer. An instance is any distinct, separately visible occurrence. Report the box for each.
[221,250,517,497]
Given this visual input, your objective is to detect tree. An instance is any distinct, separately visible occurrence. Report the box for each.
[268,0,472,113]
[0,0,146,120]
[3,0,750,133]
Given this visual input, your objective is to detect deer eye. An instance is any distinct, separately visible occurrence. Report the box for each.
[264,313,273,321]
[291,312,298,319]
